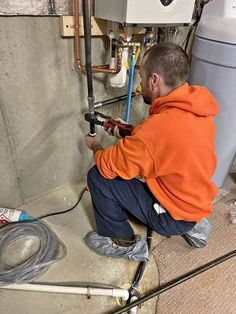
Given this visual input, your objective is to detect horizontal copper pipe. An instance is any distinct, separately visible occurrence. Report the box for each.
[75,63,119,73]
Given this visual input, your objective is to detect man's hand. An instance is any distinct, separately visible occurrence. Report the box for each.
[85,135,104,153]
[104,118,127,138]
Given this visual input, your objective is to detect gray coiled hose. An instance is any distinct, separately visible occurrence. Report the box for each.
[0,221,67,286]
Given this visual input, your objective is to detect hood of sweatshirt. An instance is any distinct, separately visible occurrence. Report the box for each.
[149,83,218,117]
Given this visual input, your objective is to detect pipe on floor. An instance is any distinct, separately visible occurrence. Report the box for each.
[1,283,129,302]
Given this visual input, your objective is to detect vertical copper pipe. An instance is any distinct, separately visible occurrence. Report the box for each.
[73,0,81,69]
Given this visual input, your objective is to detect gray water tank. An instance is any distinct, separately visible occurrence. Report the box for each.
[189,0,236,187]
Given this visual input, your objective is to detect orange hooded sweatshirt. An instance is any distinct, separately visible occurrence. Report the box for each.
[95,83,219,222]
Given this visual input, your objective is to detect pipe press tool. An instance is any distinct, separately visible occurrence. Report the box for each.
[85,111,134,137]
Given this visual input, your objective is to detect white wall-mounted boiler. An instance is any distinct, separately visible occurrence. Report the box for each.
[95,0,195,25]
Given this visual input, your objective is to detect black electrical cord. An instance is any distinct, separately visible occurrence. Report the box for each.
[182,19,199,52]
[112,249,236,314]
[182,1,208,52]
[0,186,88,225]
[37,186,88,220]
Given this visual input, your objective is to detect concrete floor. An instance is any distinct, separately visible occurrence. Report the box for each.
[0,162,235,314]
[0,180,163,314]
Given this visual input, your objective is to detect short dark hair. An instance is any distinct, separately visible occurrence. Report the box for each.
[143,43,190,89]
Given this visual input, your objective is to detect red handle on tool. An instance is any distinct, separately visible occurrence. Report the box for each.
[103,119,134,137]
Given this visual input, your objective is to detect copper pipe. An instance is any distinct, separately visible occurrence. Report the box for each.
[91,67,119,73]
[73,0,81,69]
[92,65,111,69]
[72,0,121,74]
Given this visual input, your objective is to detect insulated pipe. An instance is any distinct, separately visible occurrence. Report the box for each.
[81,0,93,97]
[128,228,153,301]
[126,228,152,314]
[81,0,95,135]
[1,283,129,302]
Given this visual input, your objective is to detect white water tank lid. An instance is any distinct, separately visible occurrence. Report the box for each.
[196,0,236,44]
[196,18,236,44]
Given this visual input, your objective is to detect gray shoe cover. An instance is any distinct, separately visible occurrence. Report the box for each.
[182,218,212,248]
[84,232,149,261]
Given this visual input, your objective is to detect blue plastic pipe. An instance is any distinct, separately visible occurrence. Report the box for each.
[124,53,135,123]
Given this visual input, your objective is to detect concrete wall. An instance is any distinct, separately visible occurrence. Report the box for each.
[0,16,144,207]
[3,16,229,208]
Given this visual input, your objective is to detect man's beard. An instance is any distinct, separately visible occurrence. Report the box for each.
[142,95,152,105]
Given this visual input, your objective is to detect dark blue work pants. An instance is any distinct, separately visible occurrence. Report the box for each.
[87,166,196,240]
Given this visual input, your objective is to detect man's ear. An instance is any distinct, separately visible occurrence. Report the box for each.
[150,73,160,91]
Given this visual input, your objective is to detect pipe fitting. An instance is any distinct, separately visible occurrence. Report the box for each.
[87,96,95,115]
